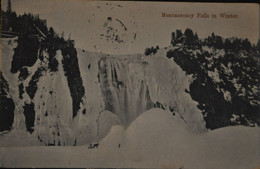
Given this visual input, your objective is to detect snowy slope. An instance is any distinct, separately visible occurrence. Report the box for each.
[0,108,259,168]
[101,108,260,169]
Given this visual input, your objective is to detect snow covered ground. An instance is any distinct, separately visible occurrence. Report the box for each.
[0,108,259,168]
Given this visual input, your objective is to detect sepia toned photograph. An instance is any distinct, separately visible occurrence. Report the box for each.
[0,0,259,168]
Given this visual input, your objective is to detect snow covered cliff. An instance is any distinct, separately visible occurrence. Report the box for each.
[1,29,259,146]
[96,53,206,131]
[1,36,207,146]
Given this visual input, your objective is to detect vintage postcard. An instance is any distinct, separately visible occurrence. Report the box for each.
[0,0,259,168]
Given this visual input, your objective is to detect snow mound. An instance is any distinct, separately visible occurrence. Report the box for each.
[99,125,125,148]
[126,108,191,146]
[96,110,121,141]
[98,108,260,169]
[0,129,43,147]
[75,110,121,145]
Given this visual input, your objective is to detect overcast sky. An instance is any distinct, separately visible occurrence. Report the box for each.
[2,0,259,54]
